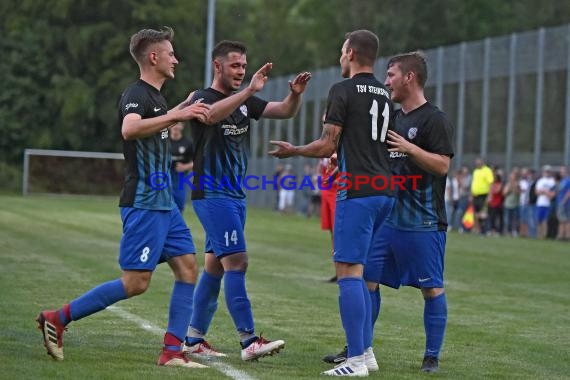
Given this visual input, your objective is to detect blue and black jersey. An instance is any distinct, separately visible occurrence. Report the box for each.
[324,73,394,200]
[190,88,267,199]
[118,79,173,210]
[386,102,454,231]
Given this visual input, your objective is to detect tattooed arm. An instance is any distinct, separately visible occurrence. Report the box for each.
[268,123,341,158]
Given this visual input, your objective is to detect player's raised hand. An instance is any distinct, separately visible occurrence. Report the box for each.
[248,63,272,93]
[268,140,297,158]
[289,72,312,95]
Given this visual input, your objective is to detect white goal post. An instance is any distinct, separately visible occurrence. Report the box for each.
[22,149,124,196]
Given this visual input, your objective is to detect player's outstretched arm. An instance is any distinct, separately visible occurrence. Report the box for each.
[268,123,340,159]
[386,130,450,176]
[263,72,312,119]
[200,63,273,125]
[122,103,210,140]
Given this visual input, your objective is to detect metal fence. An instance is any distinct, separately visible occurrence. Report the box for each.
[247,23,570,208]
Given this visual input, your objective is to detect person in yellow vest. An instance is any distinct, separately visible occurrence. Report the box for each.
[470,158,494,234]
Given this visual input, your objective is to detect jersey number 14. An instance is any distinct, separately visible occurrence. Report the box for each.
[369,100,389,142]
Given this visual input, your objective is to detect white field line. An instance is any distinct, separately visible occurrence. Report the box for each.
[107,306,256,380]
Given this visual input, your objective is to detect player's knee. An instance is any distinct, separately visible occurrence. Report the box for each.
[422,287,444,299]
[169,254,199,282]
[122,273,152,297]
[221,252,248,272]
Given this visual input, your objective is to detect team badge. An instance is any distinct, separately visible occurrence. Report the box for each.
[240,105,248,117]
[178,146,186,154]
[408,127,418,140]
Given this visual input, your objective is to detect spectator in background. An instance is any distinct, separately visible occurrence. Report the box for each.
[445,170,460,231]
[526,169,539,238]
[307,162,322,218]
[278,164,295,214]
[518,168,532,237]
[170,122,194,212]
[299,163,314,216]
[273,164,284,211]
[487,173,504,235]
[470,158,494,235]
[535,165,556,239]
[503,169,521,237]
[454,166,471,231]
[556,166,570,241]
[547,170,563,239]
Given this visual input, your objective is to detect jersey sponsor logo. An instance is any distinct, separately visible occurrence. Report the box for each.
[125,102,139,111]
[408,127,418,139]
[390,151,408,159]
[153,107,161,112]
[240,105,248,117]
[222,123,249,136]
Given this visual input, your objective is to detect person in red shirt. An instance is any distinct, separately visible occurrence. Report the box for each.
[320,153,338,282]
[487,173,504,235]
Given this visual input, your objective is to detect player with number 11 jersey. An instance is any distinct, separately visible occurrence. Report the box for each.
[325,73,394,200]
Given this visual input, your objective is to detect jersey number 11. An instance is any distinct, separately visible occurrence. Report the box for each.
[369,100,389,142]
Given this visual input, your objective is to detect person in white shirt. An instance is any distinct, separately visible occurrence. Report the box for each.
[535,165,556,239]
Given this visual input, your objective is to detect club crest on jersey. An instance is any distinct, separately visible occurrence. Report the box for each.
[178,146,186,154]
[240,105,248,117]
[408,127,418,140]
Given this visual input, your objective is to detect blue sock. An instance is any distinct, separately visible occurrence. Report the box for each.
[338,277,365,358]
[68,279,127,321]
[189,271,222,336]
[362,281,372,349]
[424,292,447,358]
[369,288,381,341]
[166,281,195,342]
[224,270,254,336]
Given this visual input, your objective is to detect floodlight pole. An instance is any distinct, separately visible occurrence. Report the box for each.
[204,0,216,88]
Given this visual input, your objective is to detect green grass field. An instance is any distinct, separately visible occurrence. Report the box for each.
[1,195,569,379]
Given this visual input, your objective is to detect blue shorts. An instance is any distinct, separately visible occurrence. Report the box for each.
[364,225,446,289]
[119,207,196,270]
[536,206,550,223]
[193,198,247,256]
[333,195,394,265]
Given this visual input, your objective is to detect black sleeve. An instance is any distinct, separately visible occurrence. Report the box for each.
[246,95,268,120]
[119,86,148,120]
[423,111,454,158]
[324,83,348,128]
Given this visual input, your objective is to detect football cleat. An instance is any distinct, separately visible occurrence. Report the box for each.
[323,345,347,364]
[183,340,227,358]
[158,348,209,368]
[322,359,369,377]
[36,310,66,361]
[364,347,379,371]
[420,356,439,372]
[241,335,285,361]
